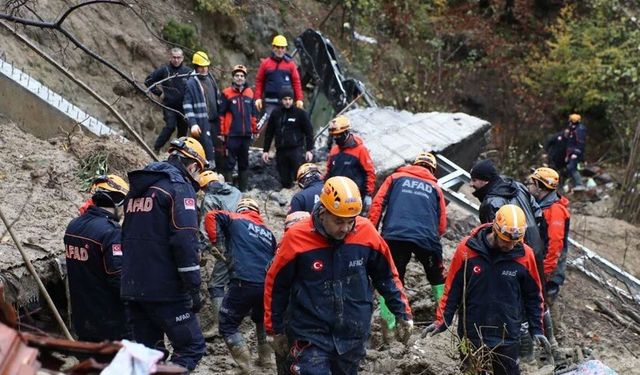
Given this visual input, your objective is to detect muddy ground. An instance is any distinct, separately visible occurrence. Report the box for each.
[1,120,639,374]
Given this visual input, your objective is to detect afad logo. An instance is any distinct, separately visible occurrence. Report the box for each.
[472,265,482,274]
[312,260,324,272]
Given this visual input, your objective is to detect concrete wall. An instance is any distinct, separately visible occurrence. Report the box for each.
[0,58,120,140]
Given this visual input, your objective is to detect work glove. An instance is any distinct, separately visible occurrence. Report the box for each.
[267,334,289,357]
[295,100,304,109]
[255,99,263,112]
[188,289,202,313]
[422,321,447,337]
[190,124,202,137]
[533,334,552,353]
[395,319,413,344]
[361,195,372,216]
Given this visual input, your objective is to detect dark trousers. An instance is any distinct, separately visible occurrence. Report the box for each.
[218,279,264,339]
[224,136,251,172]
[461,342,520,375]
[276,146,304,189]
[290,341,365,375]
[154,108,188,151]
[387,240,445,286]
[208,259,230,299]
[125,300,205,371]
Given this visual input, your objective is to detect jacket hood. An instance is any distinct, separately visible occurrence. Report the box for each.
[396,165,438,183]
[206,181,234,196]
[538,190,569,209]
[465,224,525,260]
[240,210,265,225]
[127,161,193,197]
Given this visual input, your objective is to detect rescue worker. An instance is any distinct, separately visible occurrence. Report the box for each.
[64,174,129,342]
[205,198,277,373]
[288,163,323,213]
[219,64,258,191]
[145,47,191,153]
[325,115,376,216]
[425,204,547,375]
[527,167,571,346]
[469,158,547,362]
[565,113,587,190]
[197,170,241,338]
[121,137,207,371]
[264,176,413,374]
[262,87,314,189]
[254,35,304,121]
[184,51,223,171]
[369,152,447,302]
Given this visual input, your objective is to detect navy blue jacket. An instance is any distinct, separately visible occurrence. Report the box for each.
[144,63,191,109]
[288,179,323,214]
[265,214,412,355]
[438,224,544,347]
[205,210,276,283]
[325,135,376,196]
[121,161,201,302]
[64,205,126,341]
[567,122,587,161]
[369,165,447,252]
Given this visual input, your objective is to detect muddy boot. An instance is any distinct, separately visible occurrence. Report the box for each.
[238,171,249,192]
[227,342,252,374]
[543,309,559,349]
[256,343,273,368]
[519,322,535,364]
[202,297,224,339]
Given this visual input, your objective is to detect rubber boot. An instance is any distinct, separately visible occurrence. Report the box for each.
[544,308,560,362]
[238,170,249,192]
[202,297,223,339]
[227,342,252,374]
[256,343,273,368]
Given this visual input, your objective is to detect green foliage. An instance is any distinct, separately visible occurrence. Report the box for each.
[521,0,640,155]
[77,152,108,192]
[194,0,240,16]
[162,20,200,51]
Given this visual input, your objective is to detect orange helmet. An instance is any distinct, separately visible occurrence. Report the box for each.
[493,204,527,242]
[328,115,351,136]
[530,167,559,190]
[569,113,581,123]
[236,197,260,214]
[319,176,362,217]
[284,211,311,231]
[414,151,437,170]
[296,163,321,188]
[198,170,219,189]
[232,64,248,76]
[91,174,129,206]
[168,137,208,171]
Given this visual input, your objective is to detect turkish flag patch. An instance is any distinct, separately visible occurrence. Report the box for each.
[112,244,122,256]
[184,198,196,210]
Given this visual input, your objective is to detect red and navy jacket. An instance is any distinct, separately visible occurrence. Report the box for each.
[63,205,126,341]
[264,215,412,354]
[255,54,303,103]
[538,191,570,286]
[325,134,376,196]
[437,224,544,347]
[566,122,587,161]
[219,84,258,137]
[121,161,201,302]
[288,179,323,214]
[369,165,446,251]
[205,210,277,283]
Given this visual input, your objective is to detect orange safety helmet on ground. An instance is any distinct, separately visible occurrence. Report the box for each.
[319,176,362,217]
[168,137,208,171]
[199,170,219,189]
[272,35,288,47]
[569,113,581,123]
[236,198,260,214]
[413,151,437,171]
[530,167,559,190]
[492,204,527,243]
[284,211,311,231]
[328,115,351,136]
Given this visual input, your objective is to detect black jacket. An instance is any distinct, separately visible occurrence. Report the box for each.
[263,106,313,151]
[144,63,191,109]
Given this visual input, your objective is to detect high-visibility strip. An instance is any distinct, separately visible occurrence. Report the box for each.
[178,265,200,272]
